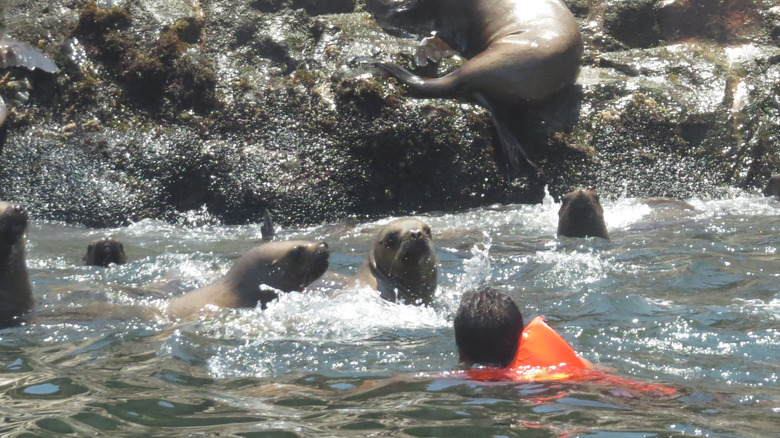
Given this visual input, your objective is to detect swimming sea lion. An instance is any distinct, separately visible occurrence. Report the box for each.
[361,0,583,177]
[557,189,609,239]
[83,237,127,267]
[167,240,330,319]
[351,218,438,304]
[641,198,696,210]
[763,174,780,197]
[0,201,32,327]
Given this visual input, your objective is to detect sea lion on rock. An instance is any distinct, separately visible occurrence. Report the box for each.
[167,240,330,319]
[361,0,583,177]
[351,218,438,305]
[0,201,32,327]
[83,238,127,267]
[0,34,59,128]
[763,174,780,197]
[557,189,609,240]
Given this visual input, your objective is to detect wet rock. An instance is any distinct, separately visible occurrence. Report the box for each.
[604,0,661,49]
[0,0,779,226]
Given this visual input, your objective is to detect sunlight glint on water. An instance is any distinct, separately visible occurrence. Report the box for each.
[1,190,778,436]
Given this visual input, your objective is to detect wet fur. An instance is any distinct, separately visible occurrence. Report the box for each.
[167,240,329,319]
[362,0,583,178]
[0,201,32,327]
[557,190,609,239]
[84,238,127,267]
[763,174,780,197]
[352,218,439,304]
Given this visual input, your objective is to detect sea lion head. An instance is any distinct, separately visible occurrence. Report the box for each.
[763,174,780,197]
[370,218,438,304]
[557,189,609,240]
[0,201,29,245]
[83,238,127,267]
[261,240,330,292]
[229,240,330,308]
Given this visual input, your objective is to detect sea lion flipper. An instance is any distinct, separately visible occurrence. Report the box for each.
[414,36,458,67]
[261,209,274,241]
[471,92,542,181]
[356,57,457,97]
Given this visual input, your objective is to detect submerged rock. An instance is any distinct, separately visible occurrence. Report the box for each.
[0,0,778,226]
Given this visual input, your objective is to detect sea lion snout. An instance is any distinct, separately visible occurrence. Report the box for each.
[315,241,329,254]
[408,225,433,241]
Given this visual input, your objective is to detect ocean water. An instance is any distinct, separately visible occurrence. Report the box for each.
[1,189,778,437]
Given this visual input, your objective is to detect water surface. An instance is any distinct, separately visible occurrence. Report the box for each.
[1,190,779,436]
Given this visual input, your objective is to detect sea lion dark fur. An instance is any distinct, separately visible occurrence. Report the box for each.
[362,0,583,177]
[557,189,609,239]
[351,218,439,304]
[0,201,32,327]
[763,174,780,197]
[167,240,330,319]
[83,238,127,267]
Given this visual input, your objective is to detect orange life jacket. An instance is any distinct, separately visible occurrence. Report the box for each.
[461,316,677,394]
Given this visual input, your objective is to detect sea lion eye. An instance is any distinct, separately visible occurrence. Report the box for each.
[423,225,431,237]
[385,232,399,247]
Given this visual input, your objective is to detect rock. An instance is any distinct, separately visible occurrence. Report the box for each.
[0,0,778,226]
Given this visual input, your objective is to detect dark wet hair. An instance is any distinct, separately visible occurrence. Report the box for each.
[454,287,524,368]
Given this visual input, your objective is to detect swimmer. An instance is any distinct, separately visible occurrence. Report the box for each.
[454,287,593,371]
[453,288,676,394]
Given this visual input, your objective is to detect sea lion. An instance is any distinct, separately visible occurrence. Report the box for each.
[0,201,33,327]
[557,189,609,240]
[0,34,59,128]
[763,174,780,197]
[641,198,696,210]
[83,237,127,267]
[167,240,330,319]
[351,218,438,304]
[361,0,583,177]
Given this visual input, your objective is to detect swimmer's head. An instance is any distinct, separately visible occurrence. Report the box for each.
[454,287,524,368]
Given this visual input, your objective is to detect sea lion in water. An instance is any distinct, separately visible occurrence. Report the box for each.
[557,189,609,240]
[167,240,330,319]
[361,0,583,177]
[763,174,780,197]
[351,218,438,304]
[83,238,127,267]
[0,201,32,327]
[641,198,696,210]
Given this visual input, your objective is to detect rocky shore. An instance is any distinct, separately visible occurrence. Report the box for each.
[0,0,778,226]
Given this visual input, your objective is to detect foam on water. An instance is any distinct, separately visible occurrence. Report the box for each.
[10,187,780,436]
